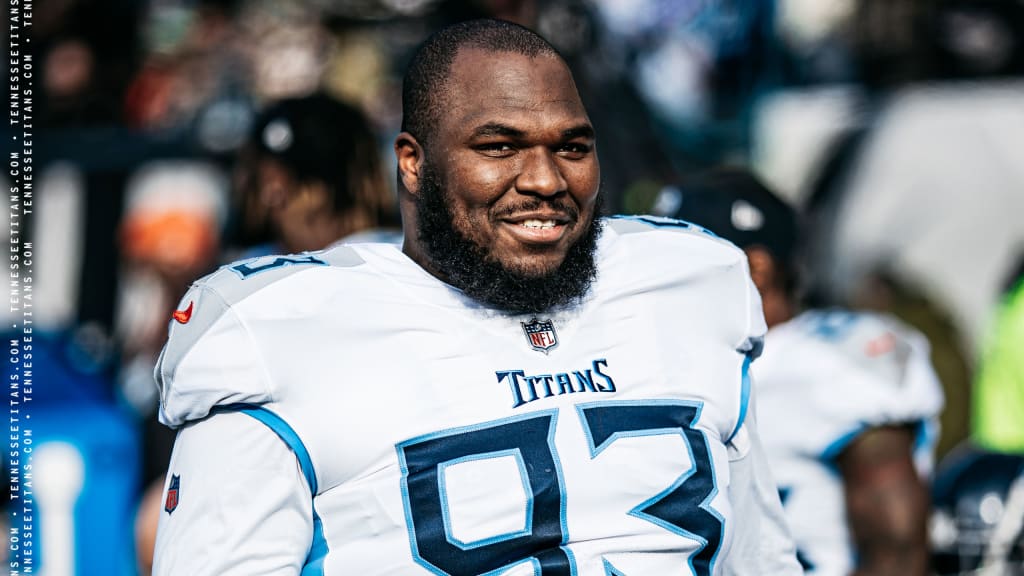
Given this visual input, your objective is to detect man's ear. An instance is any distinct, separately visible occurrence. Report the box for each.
[395,132,424,195]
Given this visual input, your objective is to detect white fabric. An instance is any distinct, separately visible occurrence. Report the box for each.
[814,81,1024,354]
[720,403,803,576]
[153,412,313,575]
[756,309,944,575]
[152,216,802,575]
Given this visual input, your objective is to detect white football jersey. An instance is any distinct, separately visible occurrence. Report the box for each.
[152,216,802,576]
[755,309,944,575]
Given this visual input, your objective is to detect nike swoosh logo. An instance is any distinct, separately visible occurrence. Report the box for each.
[173,301,194,324]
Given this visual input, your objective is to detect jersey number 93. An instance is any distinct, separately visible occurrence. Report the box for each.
[396,400,723,576]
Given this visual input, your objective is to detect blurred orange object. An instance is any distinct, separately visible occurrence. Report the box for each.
[120,211,219,276]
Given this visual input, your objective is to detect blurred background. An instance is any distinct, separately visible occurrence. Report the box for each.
[2,0,1023,573]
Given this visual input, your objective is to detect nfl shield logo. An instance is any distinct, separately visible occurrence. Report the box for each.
[164,474,180,514]
[522,318,559,353]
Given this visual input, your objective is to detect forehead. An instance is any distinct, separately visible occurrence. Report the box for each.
[440,48,589,136]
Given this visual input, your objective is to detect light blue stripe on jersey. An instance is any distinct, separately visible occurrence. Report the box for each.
[302,518,329,576]
[233,405,318,492]
[216,403,328,575]
[726,354,753,444]
[913,419,935,454]
[821,419,931,472]
[820,425,868,467]
[603,558,626,575]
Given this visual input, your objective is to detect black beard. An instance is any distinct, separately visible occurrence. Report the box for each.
[415,166,603,316]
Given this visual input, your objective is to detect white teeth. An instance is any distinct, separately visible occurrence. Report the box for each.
[522,219,556,229]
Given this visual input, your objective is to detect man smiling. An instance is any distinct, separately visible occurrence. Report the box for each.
[152,19,802,575]
[398,34,603,315]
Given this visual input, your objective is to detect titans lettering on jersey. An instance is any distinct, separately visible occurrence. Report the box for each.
[498,359,616,408]
[153,219,797,576]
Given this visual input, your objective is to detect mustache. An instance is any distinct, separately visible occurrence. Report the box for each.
[491,199,580,222]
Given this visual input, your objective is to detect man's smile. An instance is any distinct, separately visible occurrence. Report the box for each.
[500,211,574,244]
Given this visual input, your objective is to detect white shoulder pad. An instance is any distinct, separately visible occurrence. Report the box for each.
[604,215,751,271]
[793,309,944,423]
[606,214,719,240]
[602,213,765,352]
[206,245,365,306]
[794,310,915,385]
[155,283,270,428]
[155,245,366,428]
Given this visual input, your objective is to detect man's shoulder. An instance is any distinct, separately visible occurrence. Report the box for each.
[193,244,369,309]
[599,215,766,355]
[156,244,384,428]
[776,308,942,413]
[162,242,386,356]
[602,215,747,265]
[604,214,724,243]
[785,309,923,359]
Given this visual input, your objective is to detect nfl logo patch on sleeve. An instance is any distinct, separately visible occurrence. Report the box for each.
[164,474,181,514]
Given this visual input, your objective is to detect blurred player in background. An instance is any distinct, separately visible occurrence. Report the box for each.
[930,447,1024,575]
[232,91,400,257]
[930,256,1024,575]
[668,167,944,576]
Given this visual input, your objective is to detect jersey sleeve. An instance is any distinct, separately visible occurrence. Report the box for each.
[790,311,945,463]
[155,281,274,428]
[152,411,313,575]
[723,398,804,575]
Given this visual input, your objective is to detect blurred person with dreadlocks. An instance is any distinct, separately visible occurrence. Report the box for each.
[232,91,400,257]
[666,167,944,576]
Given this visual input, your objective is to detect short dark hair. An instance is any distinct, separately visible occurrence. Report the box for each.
[401,18,562,146]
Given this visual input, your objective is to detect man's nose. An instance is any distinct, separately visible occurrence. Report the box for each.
[515,147,567,197]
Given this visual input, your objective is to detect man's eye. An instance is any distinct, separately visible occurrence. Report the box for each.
[476,143,515,155]
[558,143,592,157]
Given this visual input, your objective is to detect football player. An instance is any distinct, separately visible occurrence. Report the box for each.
[151,20,802,575]
[669,167,944,576]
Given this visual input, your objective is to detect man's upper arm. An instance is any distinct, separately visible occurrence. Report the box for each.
[837,425,929,576]
[153,411,314,576]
